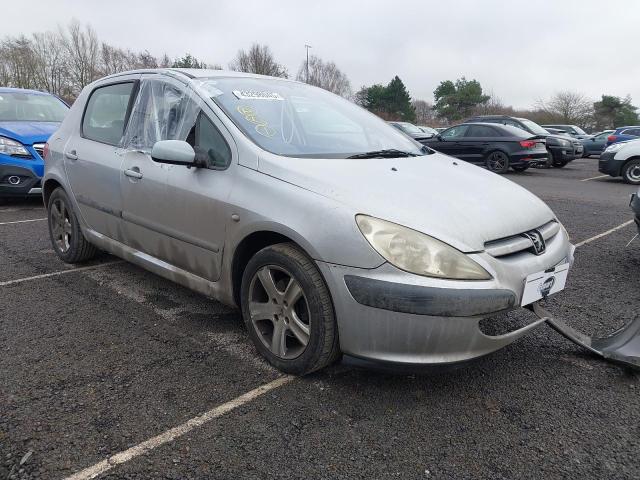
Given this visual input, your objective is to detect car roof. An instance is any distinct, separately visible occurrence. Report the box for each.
[617,126,640,130]
[100,68,300,84]
[0,87,54,96]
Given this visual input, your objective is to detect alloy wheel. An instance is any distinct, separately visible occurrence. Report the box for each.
[248,265,311,359]
[50,198,72,253]
[488,152,508,171]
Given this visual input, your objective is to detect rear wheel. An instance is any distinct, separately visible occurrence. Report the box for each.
[47,188,98,263]
[622,159,640,185]
[485,151,510,174]
[240,243,340,375]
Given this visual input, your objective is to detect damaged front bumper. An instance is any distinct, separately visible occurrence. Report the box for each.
[530,302,640,370]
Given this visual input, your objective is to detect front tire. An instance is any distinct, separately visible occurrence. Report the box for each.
[240,243,340,375]
[485,151,510,174]
[47,187,98,263]
[622,159,640,185]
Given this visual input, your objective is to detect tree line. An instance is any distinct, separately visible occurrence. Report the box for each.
[0,21,352,103]
[1,20,637,131]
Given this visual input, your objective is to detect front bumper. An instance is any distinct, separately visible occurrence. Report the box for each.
[318,227,575,366]
[598,151,623,176]
[548,145,575,163]
[0,163,42,196]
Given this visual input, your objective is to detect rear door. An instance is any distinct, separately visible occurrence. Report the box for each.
[64,77,139,241]
[461,125,501,163]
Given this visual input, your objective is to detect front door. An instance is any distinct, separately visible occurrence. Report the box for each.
[120,75,235,281]
[64,78,139,240]
[432,124,469,157]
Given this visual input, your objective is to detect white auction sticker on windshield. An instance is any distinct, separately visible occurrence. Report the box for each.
[233,90,283,101]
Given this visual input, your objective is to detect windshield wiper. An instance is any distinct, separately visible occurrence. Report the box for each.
[347,149,420,159]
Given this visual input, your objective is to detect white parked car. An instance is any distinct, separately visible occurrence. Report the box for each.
[599,139,640,184]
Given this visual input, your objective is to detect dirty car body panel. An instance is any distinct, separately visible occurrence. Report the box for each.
[44,69,577,370]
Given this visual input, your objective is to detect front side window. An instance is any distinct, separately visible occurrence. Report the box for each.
[124,79,200,151]
[0,91,68,122]
[194,77,425,159]
[623,128,640,136]
[83,82,135,145]
[440,125,469,139]
[192,113,231,169]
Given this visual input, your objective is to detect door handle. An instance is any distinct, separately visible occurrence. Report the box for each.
[124,168,143,179]
[65,150,78,161]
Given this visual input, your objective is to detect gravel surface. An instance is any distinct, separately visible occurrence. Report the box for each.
[1,158,638,479]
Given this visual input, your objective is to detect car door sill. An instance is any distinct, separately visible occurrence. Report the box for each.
[83,228,229,305]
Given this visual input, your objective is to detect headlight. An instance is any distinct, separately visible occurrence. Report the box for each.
[0,136,30,157]
[559,139,571,147]
[605,142,626,153]
[356,215,492,280]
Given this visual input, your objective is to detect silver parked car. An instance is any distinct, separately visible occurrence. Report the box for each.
[43,69,575,374]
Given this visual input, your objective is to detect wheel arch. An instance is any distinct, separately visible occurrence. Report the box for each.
[43,178,63,206]
[231,230,311,307]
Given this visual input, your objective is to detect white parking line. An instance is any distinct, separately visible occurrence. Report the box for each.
[580,174,610,182]
[64,376,293,480]
[0,217,47,226]
[0,261,123,287]
[575,220,635,247]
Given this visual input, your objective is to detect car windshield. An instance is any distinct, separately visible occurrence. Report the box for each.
[396,123,424,135]
[573,126,587,135]
[195,77,425,158]
[517,119,549,135]
[0,92,68,122]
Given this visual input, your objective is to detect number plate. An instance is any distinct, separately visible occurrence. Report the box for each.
[521,263,570,306]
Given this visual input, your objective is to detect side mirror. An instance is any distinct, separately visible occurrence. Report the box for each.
[436,134,443,141]
[151,140,196,166]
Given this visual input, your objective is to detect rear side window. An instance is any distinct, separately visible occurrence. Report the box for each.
[466,125,498,137]
[82,83,135,145]
[623,128,640,136]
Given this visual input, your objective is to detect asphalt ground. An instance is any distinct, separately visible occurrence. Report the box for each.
[1,157,638,479]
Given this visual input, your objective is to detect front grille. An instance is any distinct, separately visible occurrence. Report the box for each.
[484,220,560,258]
[32,143,45,159]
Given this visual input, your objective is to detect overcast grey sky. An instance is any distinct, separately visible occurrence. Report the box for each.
[4,0,639,108]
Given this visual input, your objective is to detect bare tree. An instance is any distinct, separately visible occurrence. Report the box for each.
[30,31,68,96]
[412,99,436,125]
[537,91,593,126]
[295,55,351,97]
[229,44,288,78]
[0,36,38,89]
[61,20,100,94]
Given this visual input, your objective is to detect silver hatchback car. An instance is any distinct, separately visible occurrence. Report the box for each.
[43,69,575,374]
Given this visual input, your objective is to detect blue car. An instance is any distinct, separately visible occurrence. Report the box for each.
[604,126,640,148]
[0,87,68,198]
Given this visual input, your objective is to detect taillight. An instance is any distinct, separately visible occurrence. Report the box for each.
[519,140,536,149]
[607,135,617,142]
[43,142,49,160]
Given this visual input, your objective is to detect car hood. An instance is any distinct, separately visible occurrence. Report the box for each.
[258,153,555,252]
[0,121,60,145]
